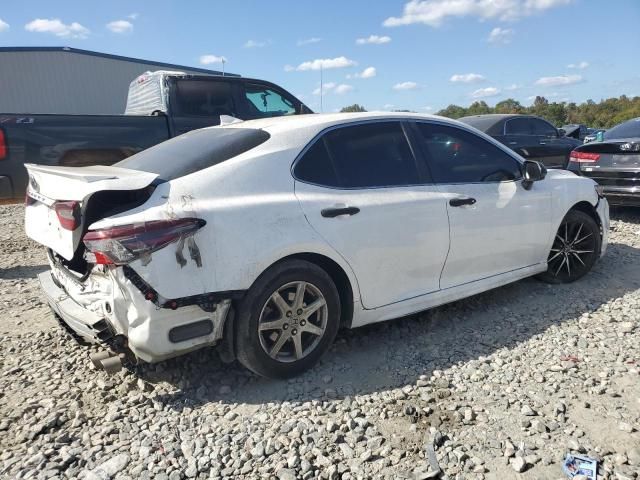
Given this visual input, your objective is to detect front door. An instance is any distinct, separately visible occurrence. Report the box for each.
[412,121,552,289]
[293,121,450,309]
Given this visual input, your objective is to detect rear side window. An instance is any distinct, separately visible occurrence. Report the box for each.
[172,80,235,117]
[416,122,521,184]
[294,140,339,186]
[505,118,531,135]
[116,127,269,180]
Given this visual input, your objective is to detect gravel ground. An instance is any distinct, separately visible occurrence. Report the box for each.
[1,203,639,480]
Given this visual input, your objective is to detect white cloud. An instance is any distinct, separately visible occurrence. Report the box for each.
[422,106,433,111]
[471,87,500,98]
[567,61,589,69]
[313,82,354,95]
[106,20,133,34]
[488,27,514,44]
[335,84,354,94]
[313,82,337,95]
[356,34,391,45]
[383,0,572,27]
[383,103,395,110]
[534,74,583,86]
[505,83,521,91]
[199,54,227,65]
[0,18,9,32]
[127,13,139,20]
[297,37,322,46]
[292,56,357,71]
[393,81,419,91]
[244,39,268,48]
[347,66,377,79]
[450,73,485,83]
[25,18,90,39]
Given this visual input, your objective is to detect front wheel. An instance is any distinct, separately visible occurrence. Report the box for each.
[235,260,340,378]
[536,209,601,284]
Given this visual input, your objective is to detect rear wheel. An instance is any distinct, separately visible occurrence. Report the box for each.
[537,209,601,284]
[235,260,340,378]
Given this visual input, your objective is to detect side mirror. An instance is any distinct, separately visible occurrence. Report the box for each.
[522,160,547,190]
[558,128,566,137]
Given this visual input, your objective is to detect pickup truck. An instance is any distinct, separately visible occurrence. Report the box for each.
[0,72,311,200]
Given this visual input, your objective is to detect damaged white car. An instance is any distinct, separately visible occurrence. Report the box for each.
[25,113,609,378]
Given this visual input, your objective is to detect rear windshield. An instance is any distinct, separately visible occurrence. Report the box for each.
[457,116,499,134]
[116,127,270,180]
[604,117,640,140]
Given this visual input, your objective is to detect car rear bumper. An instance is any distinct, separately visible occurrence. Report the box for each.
[39,260,234,363]
[0,176,13,200]
[601,186,640,206]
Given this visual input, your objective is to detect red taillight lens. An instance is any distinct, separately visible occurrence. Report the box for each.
[0,129,6,160]
[53,201,81,230]
[569,151,600,163]
[83,218,205,265]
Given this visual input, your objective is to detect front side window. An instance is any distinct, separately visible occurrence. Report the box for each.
[415,122,522,184]
[172,80,234,117]
[243,83,296,118]
[295,122,420,188]
[530,119,558,136]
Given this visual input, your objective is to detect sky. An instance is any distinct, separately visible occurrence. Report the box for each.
[1,0,639,113]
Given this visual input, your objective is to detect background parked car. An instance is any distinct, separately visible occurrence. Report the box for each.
[584,128,607,143]
[561,124,589,141]
[568,117,640,206]
[0,71,311,201]
[458,114,583,169]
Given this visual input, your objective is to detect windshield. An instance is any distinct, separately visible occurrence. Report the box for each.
[116,127,270,180]
[604,117,640,140]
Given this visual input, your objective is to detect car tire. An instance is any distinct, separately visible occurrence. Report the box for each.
[235,259,341,379]
[536,209,601,284]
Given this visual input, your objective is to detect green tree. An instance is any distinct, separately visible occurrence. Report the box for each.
[340,104,367,113]
[436,104,468,118]
[495,99,524,114]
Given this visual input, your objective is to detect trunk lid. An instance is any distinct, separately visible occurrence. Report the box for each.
[24,163,158,260]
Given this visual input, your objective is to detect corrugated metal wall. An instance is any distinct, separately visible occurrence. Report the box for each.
[0,50,225,115]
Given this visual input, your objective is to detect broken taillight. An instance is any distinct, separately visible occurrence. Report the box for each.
[54,201,81,230]
[83,218,206,265]
[569,151,600,163]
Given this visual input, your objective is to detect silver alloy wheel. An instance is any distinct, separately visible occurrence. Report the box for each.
[257,281,328,363]
[548,221,596,277]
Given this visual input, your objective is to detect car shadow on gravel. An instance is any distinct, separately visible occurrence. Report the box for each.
[0,264,49,280]
[143,234,640,411]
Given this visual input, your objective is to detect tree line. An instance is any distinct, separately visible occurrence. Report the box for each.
[341,95,640,128]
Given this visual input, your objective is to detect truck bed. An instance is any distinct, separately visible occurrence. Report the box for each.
[0,113,170,200]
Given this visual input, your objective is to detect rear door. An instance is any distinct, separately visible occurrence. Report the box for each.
[293,120,450,309]
[412,121,551,289]
[529,118,570,168]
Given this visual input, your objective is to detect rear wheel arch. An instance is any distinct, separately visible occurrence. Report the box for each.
[270,253,355,329]
[246,252,355,329]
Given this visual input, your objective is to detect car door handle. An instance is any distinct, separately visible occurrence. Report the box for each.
[508,141,518,145]
[449,197,476,207]
[321,206,360,218]
[539,142,546,145]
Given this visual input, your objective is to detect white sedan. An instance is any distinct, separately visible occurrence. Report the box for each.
[25,113,609,378]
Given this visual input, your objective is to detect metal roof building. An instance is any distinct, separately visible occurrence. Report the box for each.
[0,47,238,115]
